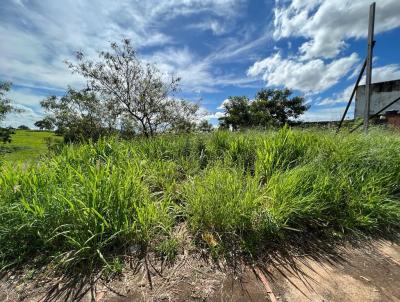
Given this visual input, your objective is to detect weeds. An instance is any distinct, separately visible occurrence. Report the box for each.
[1,128,399,273]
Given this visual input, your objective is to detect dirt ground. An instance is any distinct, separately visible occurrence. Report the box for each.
[269,240,400,302]
[1,239,399,302]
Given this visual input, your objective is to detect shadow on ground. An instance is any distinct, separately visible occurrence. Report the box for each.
[1,233,399,301]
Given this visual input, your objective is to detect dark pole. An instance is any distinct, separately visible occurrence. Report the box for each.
[336,59,367,133]
[363,2,375,134]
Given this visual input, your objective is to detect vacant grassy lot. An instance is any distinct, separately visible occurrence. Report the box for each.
[0,130,61,163]
[0,127,399,274]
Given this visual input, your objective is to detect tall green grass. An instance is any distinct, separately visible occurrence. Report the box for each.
[1,128,399,272]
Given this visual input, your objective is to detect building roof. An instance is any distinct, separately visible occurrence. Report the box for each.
[357,79,400,92]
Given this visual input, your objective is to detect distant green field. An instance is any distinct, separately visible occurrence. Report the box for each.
[0,130,62,162]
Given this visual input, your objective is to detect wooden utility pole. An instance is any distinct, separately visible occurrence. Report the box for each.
[363,2,375,134]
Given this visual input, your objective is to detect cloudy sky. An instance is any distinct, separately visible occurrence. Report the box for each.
[1,0,400,127]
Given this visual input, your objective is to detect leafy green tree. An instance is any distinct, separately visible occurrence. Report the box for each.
[170,120,195,133]
[34,117,55,131]
[218,89,308,130]
[252,88,308,126]
[65,39,198,137]
[0,128,13,143]
[120,114,138,139]
[41,88,112,142]
[218,96,252,131]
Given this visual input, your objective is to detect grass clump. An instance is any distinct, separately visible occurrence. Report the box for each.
[182,165,278,254]
[0,140,174,272]
[1,128,400,273]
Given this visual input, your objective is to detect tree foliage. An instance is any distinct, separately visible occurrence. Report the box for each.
[0,128,13,143]
[219,96,252,131]
[34,117,55,131]
[0,82,21,144]
[0,82,13,123]
[18,125,30,130]
[253,88,308,125]
[41,88,112,142]
[166,100,200,134]
[64,39,199,138]
[219,88,309,130]
[198,120,213,132]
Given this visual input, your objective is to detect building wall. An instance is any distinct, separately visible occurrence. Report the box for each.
[387,114,400,129]
[354,80,400,118]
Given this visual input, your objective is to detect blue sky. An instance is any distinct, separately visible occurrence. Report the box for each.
[1,0,400,128]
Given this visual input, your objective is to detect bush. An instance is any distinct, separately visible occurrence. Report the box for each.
[0,127,13,143]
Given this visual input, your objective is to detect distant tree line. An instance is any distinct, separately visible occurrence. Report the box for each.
[18,125,30,130]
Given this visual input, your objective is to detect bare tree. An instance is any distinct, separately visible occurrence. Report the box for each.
[66,39,192,137]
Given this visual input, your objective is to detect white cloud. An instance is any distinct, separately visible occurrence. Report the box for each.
[1,0,266,125]
[362,64,400,83]
[204,111,225,120]
[2,103,44,128]
[148,48,258,93]
[274,0,400,59]
[208,26,272,62]
[248,52,359,94]
[249,0,400,98]
[7,87,47,107]
[2,87,47,128]
[0,25,84,90]
[202,99,229,119]
[317,85,353,106]
[189,19,228,36]
[0,0,244,93]
[298,105,353,122]
[137,0,244,20]
[217,99,230,110]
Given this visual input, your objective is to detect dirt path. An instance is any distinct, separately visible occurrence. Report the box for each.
[1,240,399,301]
[268,240,400,302]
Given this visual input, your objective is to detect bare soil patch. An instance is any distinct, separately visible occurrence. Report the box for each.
[269,240,400,301]
[1,239,399,302]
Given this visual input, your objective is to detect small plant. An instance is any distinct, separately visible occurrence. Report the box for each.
[102,257,124,280]
[155,238,179,262]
